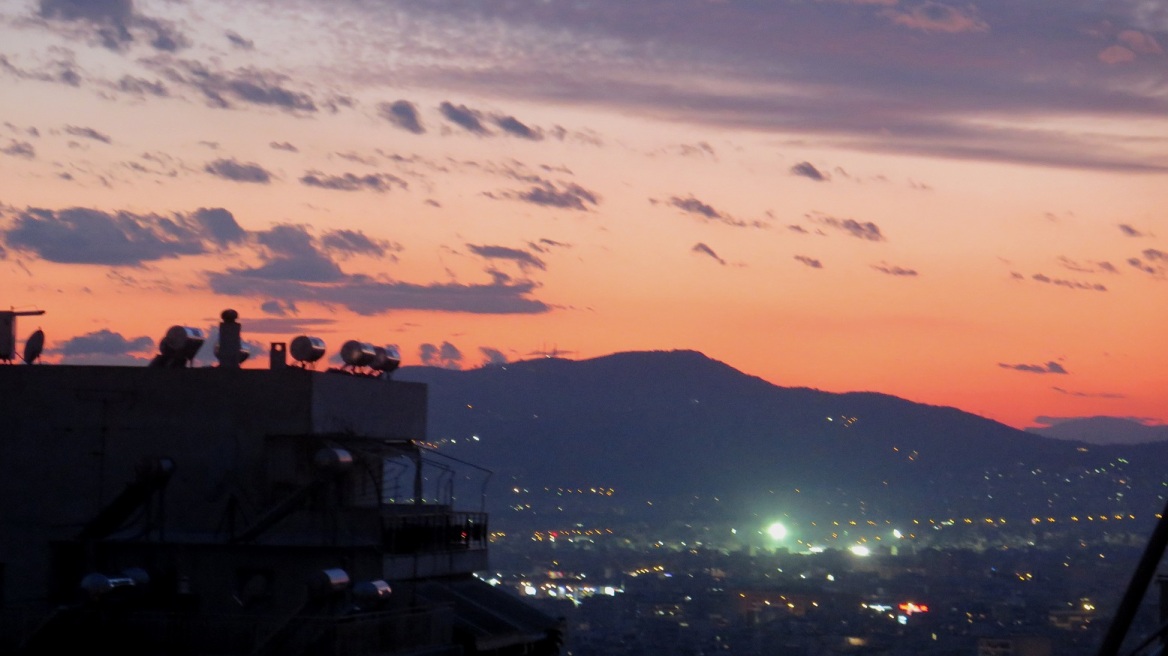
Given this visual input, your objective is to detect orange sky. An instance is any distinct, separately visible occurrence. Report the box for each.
[1,0,1166,429]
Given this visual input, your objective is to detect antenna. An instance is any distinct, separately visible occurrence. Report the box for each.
[1,308,45,364]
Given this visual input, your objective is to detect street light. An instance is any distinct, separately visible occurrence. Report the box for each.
[767,522,788,541]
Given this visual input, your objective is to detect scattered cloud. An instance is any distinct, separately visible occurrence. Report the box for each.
[261,299,298,316]
[299,171,407,192]
[1056,256,1117,274]
[64,125,111,143]
[468,244,546,271]
[269,141,298,152]
[1,140,35,159]
[209,271,550,316]
[439,341,464,366]
[379,100,425,134]
[669,195,728,222]
[192,207,247,246]
[790,161,828,181]
[147,58,317,113]
[0,205,245,265]
[883,2,989,33]
[335,150,377,164]
[1031,273,1108,291]
[657,142,716,159]
[240,316,337,334]
[1050,388,1127,399]
[54,327,153,356]
[0,53,82,87]
[1118,224,1147,237]
[338,3,1168,173]
[1098,45,1137,65]
[480,346,508,366]
[247,223,345,282]
[493,114,541,140]
[439,101,488,134]
[999,361,1068,374]
[663,195,760,228]
[872,262,917,276]
[205,158,272,184]
[1129,249,1168,277]
[794,255,823,268]
[419,341,464,369]
[225,30,254,50]
[50,328,153,365]
[1118,30,1164,55]
[491,179,599,211]
[691,242,726,265]
[38,0,189,53]
[321,229,400,259]
[116,75,168,97]
[527,238,571,253]
[811,213,885,241]
[5,122,39,137]
[5,207,545,317]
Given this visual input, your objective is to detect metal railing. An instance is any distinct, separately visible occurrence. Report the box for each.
[380,511,488,554]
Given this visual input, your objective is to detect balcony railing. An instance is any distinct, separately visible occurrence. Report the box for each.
[380,511,488,554]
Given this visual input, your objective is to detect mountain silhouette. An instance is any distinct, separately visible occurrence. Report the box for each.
[1028,416,1168,445]
[396,350,1168,523]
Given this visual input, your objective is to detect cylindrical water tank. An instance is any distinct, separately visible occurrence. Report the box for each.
[79,568,150,600]
[308,568,351,596]
[340,340,376,367]
[161,326,206,359]
[314,447,354,471]
[290,335,326,363]
[371,346,401,372]
[354,580,392,603]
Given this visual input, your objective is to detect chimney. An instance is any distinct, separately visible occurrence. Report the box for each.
[270,342,288,370]
[217,309,242,369]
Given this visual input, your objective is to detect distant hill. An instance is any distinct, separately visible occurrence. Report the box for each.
[395,350,1168,522]
[1027,416,1168,445]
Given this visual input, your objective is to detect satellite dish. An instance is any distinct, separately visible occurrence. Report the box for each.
[23,329,44,364]
[290,335,326,364]
[151,325,206,367]
[340,340,376,367]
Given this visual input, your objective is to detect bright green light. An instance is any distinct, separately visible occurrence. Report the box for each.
[767,522,788,541]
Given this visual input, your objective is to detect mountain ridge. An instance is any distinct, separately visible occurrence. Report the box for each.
[1028,416,1168,445]
[394,350,1168,522]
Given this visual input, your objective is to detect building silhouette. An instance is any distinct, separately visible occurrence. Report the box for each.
[0,319,561,655]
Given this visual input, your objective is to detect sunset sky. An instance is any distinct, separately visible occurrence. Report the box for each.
[1,0,1166,429]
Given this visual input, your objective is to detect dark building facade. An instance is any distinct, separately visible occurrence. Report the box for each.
[0,358,560,654]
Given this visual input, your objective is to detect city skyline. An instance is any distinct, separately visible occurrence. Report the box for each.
[1,0,1166,429]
